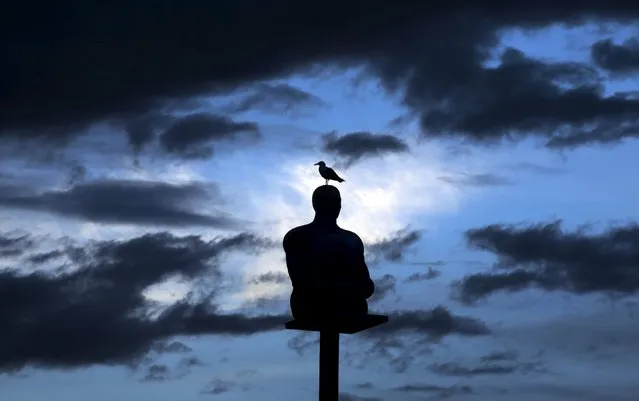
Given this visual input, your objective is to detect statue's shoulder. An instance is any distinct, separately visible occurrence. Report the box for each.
[339,228,361,239]
[338,228,365,248]
[283,224,313,249]
[284,224,313,238]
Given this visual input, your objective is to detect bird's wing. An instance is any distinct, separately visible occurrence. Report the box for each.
[326,168,343,180]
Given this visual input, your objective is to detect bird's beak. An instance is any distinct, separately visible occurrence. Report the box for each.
[314,162,319,165]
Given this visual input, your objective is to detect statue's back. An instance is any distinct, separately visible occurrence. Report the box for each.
[284,223,374,320]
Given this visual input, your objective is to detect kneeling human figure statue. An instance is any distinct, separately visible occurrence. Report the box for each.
[283,185,375,320]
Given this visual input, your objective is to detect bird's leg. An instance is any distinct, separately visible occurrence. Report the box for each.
[325,179,328,185]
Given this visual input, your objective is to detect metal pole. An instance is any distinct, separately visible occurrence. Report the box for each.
[319,331,339,401]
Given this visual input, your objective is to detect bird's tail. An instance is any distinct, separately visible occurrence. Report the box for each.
[337,178,345,183]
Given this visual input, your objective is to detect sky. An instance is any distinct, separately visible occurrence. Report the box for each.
[2,3,639,401]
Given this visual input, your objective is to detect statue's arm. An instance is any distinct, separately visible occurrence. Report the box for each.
[354,235,375,299]
[283,230,319,288]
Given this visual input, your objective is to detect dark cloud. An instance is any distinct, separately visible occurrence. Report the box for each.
[335,309,489,373]
[123,113,170,157]
[0,231,285,372]
[27,250,65,265]
[224,83,326,114]
[287,306,489,356]
[150,341,192,354]
[7,3,639,150]
[286,332,320,356]
[480,350,519,363]
[0,232,34,258]
[369,274,398,303]
[158,356,206,380]
[404,266,441,283]
[438,172,515,187]
[429,358,545,377]
[235,369,258,379]
[178,356,204,369]
[0,179,244,228]
[393,383,473,398]
[411,260,447,267]
[66,164,87,186]
[364,337,415,373]
[249,271,289,285]
[338,393,381,401]
[201,376,256,395]
[322,131,409,168]
[366,306,490,338]
[241,295,289,311]
[159,113,260,160]
[201,378,237,395]
[430,361,516,376]
[414,45,639,149]
[457,221,639,303]
[591,38,639,76]
[141,364,171,382]
[455,270,537,304]
[368,228,422,263]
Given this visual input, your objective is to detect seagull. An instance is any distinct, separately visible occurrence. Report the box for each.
[314,161,345,185]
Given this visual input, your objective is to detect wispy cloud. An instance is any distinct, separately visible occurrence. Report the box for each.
[322,131,409,168]
[0,179,244,229]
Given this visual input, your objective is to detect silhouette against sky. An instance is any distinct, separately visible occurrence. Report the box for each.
[284,185,374,320]
[2,3,639,401]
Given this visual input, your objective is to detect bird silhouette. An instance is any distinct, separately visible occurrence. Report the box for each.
[314,161,345,185]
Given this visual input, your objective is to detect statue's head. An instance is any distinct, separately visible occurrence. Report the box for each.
[312,185,341,220]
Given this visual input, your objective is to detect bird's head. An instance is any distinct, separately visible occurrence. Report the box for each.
[314,161,326,167]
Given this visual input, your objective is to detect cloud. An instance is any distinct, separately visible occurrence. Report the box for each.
[366,306,490,338]
[507,161,564,175]
[159,113,260,160]
[7,3,639,151]
[286,306,489,356]
[422,350,544,381]
[369,274,398,304]
[430,361,515,376]
[122,112,173,157]
[429,358,545,377]
[480,350,519,363]
[413,45,639,148]
[224,83,326,114]
[438,172,515,187]
[26,250,65,265]
[141,364,171,382]
[367,228,422,263]
[393,383,474,398]
[457,221,639,303]
[178,355,204,370]
[200,373,257,395]
[0,231,285,372]
[0,232,35,258]
[138,356,205,382]
[404,266,442,283]
[338,393,381,401]
[201,378,238,395]
[66,163,87,186]
[591,38,639,76]
[0,179,244,228]
[249,271,289,285]
[150,341,192,354]
[322,131,409,168]
[255,143,462,247]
